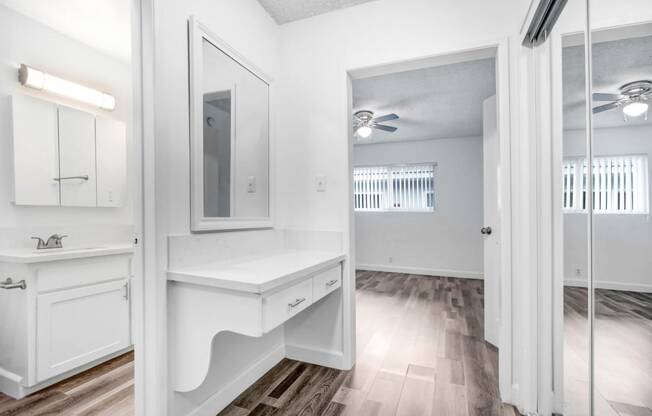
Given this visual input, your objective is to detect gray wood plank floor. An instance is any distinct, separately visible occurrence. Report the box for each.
[220,271,519,416]
[0,351,134,416]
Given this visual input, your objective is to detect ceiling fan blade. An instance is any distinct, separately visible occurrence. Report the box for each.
[592,101,620,114]
[371,123,398,132]
[593,92,622,102]
[372,113,399,123]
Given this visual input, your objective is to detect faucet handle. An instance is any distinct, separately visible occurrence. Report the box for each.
[45,234,68,248]
[31,236,46,249]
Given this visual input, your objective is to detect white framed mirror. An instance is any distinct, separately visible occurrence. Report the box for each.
[189,17,272,231]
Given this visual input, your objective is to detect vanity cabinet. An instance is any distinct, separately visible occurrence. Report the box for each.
[10,94,127,207]
[0,250,133,399]
[168,250,345,392]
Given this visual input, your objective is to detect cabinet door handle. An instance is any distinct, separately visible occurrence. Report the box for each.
[53,175,89,181]
[123,282,130,300]
[326,279,338,287]
[0,278,26,290]
[288,297,306,308]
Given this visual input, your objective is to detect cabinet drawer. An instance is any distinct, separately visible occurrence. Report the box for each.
[312,264,341,302]
[36,255,131,293]
[263,278,312,333]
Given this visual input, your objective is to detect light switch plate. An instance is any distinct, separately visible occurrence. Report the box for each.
[247,176,256,193]
[316,175,327,192]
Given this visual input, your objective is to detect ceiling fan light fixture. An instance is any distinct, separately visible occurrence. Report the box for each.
[622,100,648,118]
[356,125,372,138]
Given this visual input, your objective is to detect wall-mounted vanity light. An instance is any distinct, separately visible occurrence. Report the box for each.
[18,64,116,111]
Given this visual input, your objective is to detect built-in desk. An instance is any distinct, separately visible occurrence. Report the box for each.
[167,249,345,392]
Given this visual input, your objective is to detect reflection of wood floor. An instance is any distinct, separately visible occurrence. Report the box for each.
[564,287,652,416]
[0,352,134,416]
[220,271,517,416]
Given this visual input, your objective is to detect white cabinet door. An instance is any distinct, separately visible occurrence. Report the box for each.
[96,118,127,207]
[58,106,97,207]
[36,280,130,382]
[10,95,60,205]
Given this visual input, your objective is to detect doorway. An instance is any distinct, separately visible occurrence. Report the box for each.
[345,45,511,413]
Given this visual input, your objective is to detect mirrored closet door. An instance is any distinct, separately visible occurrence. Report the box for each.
[559,1,652,415]
[589,1,652,415]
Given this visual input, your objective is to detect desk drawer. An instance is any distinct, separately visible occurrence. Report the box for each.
[263,278,313,332]
[312,264,341,302]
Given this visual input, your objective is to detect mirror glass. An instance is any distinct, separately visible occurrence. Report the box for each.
[589,8,652,416]
[199,37,269,222]
[561,14,590,415]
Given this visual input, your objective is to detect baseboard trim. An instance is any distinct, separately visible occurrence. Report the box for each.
[285,344,346,370]
[356,263,483,280]
[564,278,652,293]
[188,344,285,416]
[0,347,133,399]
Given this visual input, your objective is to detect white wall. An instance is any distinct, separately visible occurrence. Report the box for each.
[354,137,484,279]
[563,125,652,292]
[0,5,134,249]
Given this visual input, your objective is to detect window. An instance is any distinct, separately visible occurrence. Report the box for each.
[354,163,435,212]
[563,155,649,214]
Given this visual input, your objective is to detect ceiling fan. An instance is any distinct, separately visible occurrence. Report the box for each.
[353,110,399,138]
[593,80,651,120]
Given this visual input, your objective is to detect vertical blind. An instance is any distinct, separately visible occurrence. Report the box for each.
[563,155,649,213]
[354,164,435,211]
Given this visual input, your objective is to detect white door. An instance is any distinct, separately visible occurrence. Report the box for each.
[96,118,127,207]
[10,95,60,206]
[483,95,500,347]
[58,105,97,206]
[36,280,130,382]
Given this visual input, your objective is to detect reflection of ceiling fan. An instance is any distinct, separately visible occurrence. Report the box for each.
[353,110,399,138]
[593,80,650,120]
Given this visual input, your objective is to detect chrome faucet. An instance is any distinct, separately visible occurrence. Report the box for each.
[31,234,68,250]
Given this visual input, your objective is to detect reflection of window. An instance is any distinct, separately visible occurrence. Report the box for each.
[563,155,649,214]
[354,164,435,212]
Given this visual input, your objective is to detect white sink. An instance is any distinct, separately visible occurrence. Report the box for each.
[32,246,103,254]
[0,244,134,264]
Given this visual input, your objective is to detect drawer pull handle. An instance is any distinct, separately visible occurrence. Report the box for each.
[53,175,89,182]
[288,297,306,308]
[0,278,26,290]
[123,282,130,300]
[326,279,338,287]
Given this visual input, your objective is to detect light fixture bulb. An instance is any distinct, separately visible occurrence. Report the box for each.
[357,125,372,138]
[18,64,116,111]
[623,100,648,118]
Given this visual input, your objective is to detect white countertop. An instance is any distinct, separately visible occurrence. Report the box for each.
[0,244,134,264]
[167,249,346,294]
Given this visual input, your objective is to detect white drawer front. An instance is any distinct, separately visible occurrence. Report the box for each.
[263,278,313,333]
[312,264,341,302]
[36,255,131,293]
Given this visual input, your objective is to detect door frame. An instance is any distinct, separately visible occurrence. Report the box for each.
[345,38,514,403]
[131,0,168,414]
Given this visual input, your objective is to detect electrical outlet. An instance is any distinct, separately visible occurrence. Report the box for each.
[316,175,327,192]
[388,257,393,263]
[575,268,582,276]
[247,176,256,193]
